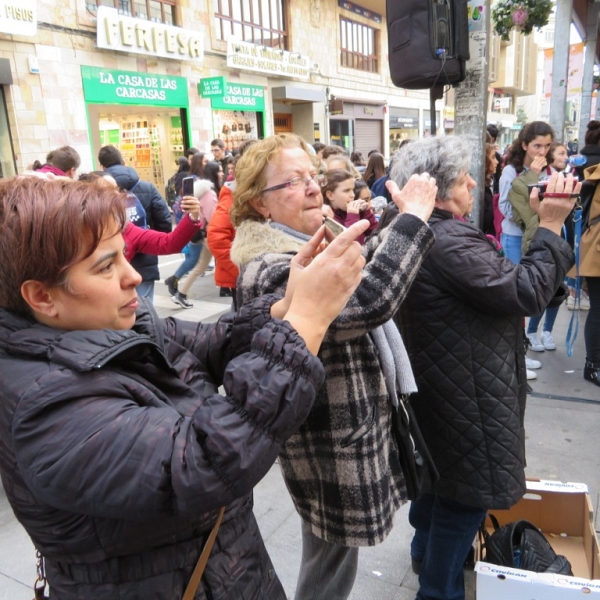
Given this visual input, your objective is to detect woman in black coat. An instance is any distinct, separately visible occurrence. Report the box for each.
[0,176,367,599]
[388,136,577,600]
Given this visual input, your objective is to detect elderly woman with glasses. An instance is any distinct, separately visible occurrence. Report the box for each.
[229,133,437,600]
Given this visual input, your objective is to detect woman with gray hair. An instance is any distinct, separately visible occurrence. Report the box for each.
[382,135,577,600]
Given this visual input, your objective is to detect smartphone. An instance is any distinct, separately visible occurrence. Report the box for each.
[324,216,346,237]
[526,181,547,200]
[182,176,195,197]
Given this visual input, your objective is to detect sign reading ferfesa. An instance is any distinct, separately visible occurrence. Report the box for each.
[96,6,203,62]
[0,0,36,36]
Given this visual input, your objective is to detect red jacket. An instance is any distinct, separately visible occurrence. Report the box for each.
[207,184,239,288]
[124,213,202,262]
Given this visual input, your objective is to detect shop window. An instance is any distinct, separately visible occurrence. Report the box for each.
[90,0,175,24]
[214,0,287,49]
[340,17,379,74]
[274,113,292,133]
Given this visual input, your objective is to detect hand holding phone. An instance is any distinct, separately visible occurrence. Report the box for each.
[324,216,346,237]
[182,176,195,197]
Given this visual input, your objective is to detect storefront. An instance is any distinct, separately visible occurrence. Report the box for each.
[199,77,265,152]
[82,65,191,192]
[0,58,16,179]
[329,99,385,155]
[389,107,419,153]
[422,110,441,136]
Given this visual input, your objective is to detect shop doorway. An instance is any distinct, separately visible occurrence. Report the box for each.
[0,87,16,178]
[329,119,353,153]
[87,104,190,194]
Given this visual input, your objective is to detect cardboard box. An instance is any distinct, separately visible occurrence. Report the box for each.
[475,479,600,599]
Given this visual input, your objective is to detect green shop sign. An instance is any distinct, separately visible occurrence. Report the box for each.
[199,76,226,98]
[198,81,265,111]
[81,65,189,107]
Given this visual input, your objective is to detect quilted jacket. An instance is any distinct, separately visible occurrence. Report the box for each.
[231,213,434,546]
[0,297,325,599]
[396,208,574,509]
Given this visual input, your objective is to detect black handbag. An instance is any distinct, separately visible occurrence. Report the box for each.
[392,395,439,501]
[480,515,573,575]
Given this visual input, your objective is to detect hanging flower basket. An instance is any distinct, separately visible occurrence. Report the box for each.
[491,0,553,42]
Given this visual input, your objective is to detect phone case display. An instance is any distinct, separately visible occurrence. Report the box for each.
[119,120,164,189]
[212,110,258,152]
[170,116,184,154]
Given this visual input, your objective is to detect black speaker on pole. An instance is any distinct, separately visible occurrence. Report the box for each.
[386,0,470,90]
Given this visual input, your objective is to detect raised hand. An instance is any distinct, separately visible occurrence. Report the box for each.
[386,172,437,223]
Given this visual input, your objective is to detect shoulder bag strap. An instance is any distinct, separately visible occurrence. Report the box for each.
[182,506,226,600]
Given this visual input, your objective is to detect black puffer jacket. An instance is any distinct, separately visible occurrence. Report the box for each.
[105,164,172,282]
[396,209,574,510]
[0,297,325,599]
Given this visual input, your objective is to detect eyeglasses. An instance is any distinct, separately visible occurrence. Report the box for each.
[261,173,325,194]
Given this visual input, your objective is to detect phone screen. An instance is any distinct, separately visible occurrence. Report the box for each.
[182,177,195,197]
[324,217,346,237]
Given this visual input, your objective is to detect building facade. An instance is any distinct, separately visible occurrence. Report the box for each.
[0,0,444,190]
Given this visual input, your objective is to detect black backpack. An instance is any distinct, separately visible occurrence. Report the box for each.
[480,515,573,575]
[386,0,470,90]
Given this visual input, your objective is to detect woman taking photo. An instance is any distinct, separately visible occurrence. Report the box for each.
[0,175,368,600]
[388,136,576,600]
[230,133,436,600]
[499,121,554,264]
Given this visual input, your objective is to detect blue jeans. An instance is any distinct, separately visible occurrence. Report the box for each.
[500,233,523,265]
[528,305,559,334]
[136,280,154,302]
[410,494,487,600]
[174,241,202,280]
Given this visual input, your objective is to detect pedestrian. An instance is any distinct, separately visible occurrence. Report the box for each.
[363,152,386,189]
[98,145,171,302]
[230,133,436,600]
[32,145,81,179]
[387,136,576,600]
[210,138,232,172]
[0,174,368,600]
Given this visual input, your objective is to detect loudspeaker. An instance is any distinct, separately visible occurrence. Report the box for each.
[387,0,470,90]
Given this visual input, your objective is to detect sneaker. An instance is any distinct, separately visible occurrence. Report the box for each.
[566,294,590,311]
[525,357,542,370]
[526,369,537,380]
[540,331,556,351]
[171,292,193,309]
[164,275,178,297]
[526,333,545,352]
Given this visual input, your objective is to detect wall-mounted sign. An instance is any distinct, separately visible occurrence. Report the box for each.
[329,98,344,115]
[82,65,189,107]
[227,39,310,80]
[201,81,265,111]
[0,0,36,36]
[96,6,203,62]
[199,76,226,98]
[493,97,511,110]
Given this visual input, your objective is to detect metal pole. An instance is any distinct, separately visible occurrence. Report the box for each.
[549,0,572,142]
[454,0,490,229]
[580,3,599,142]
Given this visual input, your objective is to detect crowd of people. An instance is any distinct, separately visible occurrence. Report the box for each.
[0,122,597,600]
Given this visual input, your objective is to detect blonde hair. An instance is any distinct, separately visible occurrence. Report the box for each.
[230,133,317,227]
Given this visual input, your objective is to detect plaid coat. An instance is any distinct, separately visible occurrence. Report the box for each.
[231,214,434,546]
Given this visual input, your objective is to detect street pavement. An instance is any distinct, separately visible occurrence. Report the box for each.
[1,251,599,599]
